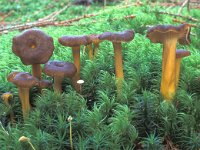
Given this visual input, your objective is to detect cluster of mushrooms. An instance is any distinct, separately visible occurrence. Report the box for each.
[5,23,191,119]
[146,24,191,100]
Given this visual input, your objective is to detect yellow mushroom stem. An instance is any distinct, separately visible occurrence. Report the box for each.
[32,64,42,80]
[32,64,42,93]
[93,42,100,57]
[175,58,181,88]
[53,77,63,93]
[87,44,93,60]
[18,87,31,119]
[175,50,190,89]
[112,42,124,95]
[72,46,81,93]
[160,38,177,101]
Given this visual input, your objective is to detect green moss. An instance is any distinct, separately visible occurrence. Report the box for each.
[0,1,199,149]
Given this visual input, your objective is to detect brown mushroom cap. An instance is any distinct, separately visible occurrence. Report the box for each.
[176,49,191,59]
[43,61,77,78]
[7,71,20,82]
[38,80,52,88]
[58,35,90,47]
[7,72,39,88]
[98,30,135,42]
[88,34,101,44]
[146,24,191,44]
[12,29,54,65]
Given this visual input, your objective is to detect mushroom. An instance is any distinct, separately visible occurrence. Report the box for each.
[38,80,52,94]
[58,35,90,92]
[87,34,102,59]
[12,29,54,91]
[86,40,93,60]
[146,24,191,100]
[43,61,77,93]
[175,49,190,88]
[1,92,15,125]
[7,72,39,119]
[38,80,52,89]
[99,30,135,94]
[1,92,13,106]
[77,79,84,94]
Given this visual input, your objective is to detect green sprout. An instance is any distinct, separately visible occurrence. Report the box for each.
[68,116,73,150]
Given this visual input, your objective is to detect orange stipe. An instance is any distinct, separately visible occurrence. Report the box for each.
[31,45,36,49]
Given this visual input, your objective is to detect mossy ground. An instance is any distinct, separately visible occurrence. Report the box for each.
[0,0,199,149]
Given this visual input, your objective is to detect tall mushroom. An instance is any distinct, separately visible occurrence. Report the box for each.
[146,24,191,100]
[175,49,190,88]
[99,30,135,94]
[58,35,90,92]
[7,72,39,119]
[43,61,77,93]
[12,29,54,91]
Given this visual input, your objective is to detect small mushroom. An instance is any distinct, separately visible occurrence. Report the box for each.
[1,92,13,105]
[37,80,52,94]
[1,92,15,125]
[58,35,90,92]
[175,49,190,88]
[77,79,84,94]
[87,34,102,59]
[38,80,52,89]
[7,72,39,119]
[12,29,54,91]
[146,24,191,100]
[43,61,77,93]
[99,30,135,94]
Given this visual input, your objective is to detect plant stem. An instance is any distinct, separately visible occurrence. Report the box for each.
[0,121,9,135]
[28,141,36,150]
[69,121,73,150]
[72,46,81,93]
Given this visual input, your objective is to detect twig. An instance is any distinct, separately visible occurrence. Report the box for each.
[172,18,197,27]
[38,3,71,21]
[0,13,98,34]
[187,0,190,12]
[0,14,136,34]
[177,0,189,15]
[155,11,198,22]
[152,1,199,9]
[31,4,54,18]
[0,2,138,34]
[73,14,136,27]
[0,11,14,22]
